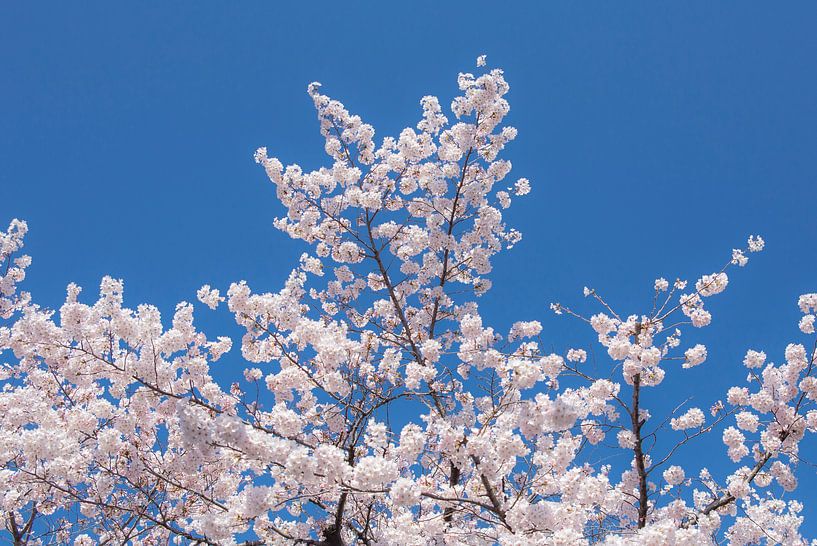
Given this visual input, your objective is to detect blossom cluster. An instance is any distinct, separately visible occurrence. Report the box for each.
[0,58,814,546]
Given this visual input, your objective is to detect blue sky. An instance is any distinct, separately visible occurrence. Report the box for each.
[2,1,817,536]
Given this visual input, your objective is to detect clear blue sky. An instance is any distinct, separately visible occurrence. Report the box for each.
[2,1,817,535]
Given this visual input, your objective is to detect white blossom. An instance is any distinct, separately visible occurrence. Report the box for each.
[0,60,812,546]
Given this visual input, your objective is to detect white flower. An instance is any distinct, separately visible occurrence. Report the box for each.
[696,272,728,297]
[513,178,531,196]
[690,308,712,327]
[683,344,707,368]
[743,350,766,369]
[581,420,605,444]
[731,248,748,266]
[617,430,636,449]
[663,465,685,486]
[390,477,420,507]
[799,293,817,314]
[747,235,765,252]
[197,285,223,310]
[654,278,669,292]
[735,411,760,433]
[799,314,815,334]
[509,320,542,341]
[671,408,705,430]
[243,367,263,382]
[334,241,364,263]
[566,348,587,363]
[590,313,617,335]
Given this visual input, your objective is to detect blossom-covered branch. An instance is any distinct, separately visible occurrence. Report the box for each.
[1,57,814,545]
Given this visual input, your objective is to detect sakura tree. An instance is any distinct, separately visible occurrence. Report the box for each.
[2,56,816,545]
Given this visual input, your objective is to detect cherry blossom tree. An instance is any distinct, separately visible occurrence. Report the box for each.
[2,56,816,545]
